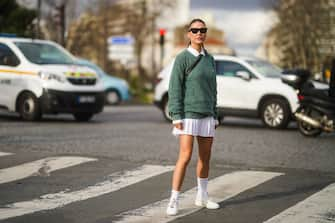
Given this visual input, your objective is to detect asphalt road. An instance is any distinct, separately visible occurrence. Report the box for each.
[1,105,334,172]
[0,105,334,223]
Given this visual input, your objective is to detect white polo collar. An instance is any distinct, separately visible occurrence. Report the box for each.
[187,46,206,57]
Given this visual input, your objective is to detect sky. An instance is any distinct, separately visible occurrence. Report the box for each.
[190,0,277,56]
[18,0,276,57]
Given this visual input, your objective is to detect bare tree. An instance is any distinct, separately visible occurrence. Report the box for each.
[42,0,67,45]
[118,0,176,80]
[67,0,175,79]
[265,0,335,74]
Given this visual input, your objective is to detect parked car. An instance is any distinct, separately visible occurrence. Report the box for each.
[76,59,130,105]
[154,55,301,129]
[0,36,105,121]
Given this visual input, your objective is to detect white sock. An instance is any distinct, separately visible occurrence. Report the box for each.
[197,177,208,199]
[170,190,180,201]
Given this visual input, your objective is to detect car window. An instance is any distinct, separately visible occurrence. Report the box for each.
[14,42,74,65]
[0,43,20,66]
[246,60,282,78]
[215,60,250,77]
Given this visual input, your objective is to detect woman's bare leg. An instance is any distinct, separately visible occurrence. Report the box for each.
[172,134,194,191]
[196,136,213,178]
[194,136,219,209]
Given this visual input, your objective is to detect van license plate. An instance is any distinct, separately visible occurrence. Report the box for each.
[78,96,96,103]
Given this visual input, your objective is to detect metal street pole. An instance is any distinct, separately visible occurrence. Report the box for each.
[36,0,41,38]
[330,58,335,97]
[151,3,156,78]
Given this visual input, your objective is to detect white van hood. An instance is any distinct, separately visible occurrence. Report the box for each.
[39,64,98,78]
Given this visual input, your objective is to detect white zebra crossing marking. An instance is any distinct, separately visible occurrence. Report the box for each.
[0,151,13,157]
[116,171,283,223]
[0,156,98,184]
[264,182,335,223]
[0,165,174,221]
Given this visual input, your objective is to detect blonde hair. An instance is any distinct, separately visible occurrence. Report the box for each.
[187,18,206,47]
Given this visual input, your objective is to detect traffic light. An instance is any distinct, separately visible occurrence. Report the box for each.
[159,28,166,46]
[158,28,166,69]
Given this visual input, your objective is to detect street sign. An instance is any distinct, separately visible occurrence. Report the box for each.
[107,35,135,63]
[108,36,134,45]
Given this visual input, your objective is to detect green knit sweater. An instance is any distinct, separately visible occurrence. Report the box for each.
[168,49,217,121]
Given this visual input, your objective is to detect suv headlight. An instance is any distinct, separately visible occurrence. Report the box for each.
[38,71,66,83]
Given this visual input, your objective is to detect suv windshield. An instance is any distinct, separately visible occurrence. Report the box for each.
[14,42,75,65]
[247,60,282,78]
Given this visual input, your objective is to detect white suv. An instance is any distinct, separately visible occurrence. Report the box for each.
[154,55,299,129]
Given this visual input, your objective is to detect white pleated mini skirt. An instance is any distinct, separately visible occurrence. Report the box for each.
[172,116,216,137]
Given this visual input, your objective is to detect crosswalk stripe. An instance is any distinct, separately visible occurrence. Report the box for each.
[115,170,283,223]
[0,165,174,221]
[0,156,98,184]
[264,182,335,223]
[0,152,13,157]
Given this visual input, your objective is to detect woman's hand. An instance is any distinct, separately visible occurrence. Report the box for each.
[215,119,219,129]
[174,123,183,130]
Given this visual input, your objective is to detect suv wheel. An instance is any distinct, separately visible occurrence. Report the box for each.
[162,97,172,121]
[18,92,42,121]
[105,90,120,105]
[260,98,290,129]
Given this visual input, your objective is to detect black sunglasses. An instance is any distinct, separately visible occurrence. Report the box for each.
[189,28,207,34]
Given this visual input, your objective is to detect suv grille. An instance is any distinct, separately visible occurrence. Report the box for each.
[67,78,96,85]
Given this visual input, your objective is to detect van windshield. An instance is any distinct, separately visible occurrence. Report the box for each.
[246,60,282,78]
[14,42,75,65]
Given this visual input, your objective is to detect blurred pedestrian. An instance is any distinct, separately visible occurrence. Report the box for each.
[166,18,219,216]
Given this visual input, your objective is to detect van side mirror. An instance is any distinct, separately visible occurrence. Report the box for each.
[236,71,251,81]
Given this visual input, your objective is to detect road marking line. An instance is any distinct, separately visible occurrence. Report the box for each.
[0,156,98,184]
[0,152,13,157]
[116,171,283,223]
[264,182,335,223]
[0,165,174,221]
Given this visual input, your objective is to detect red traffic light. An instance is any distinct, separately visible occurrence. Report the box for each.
[159,28,166,36]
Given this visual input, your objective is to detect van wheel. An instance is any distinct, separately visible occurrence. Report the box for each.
[105,90,120,105]
[260,98,290,129]
[18,92,41,121]
[162,97,172,121]
[73,113,94,122]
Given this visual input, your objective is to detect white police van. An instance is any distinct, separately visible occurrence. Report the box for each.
[0,36,105,121]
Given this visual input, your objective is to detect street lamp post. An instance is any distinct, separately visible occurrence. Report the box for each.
[330,58,335,97]
[36,0,41,38]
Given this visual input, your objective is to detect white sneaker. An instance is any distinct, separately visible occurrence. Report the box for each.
[195,194,220,209]
[166,198,179,216]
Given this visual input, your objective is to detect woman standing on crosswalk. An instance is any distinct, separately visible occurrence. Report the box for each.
[166,18,220,216]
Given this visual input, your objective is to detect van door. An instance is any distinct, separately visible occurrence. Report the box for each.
[215,60,261,111]
[0,43,21,109]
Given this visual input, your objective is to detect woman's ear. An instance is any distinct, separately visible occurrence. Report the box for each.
[187,31,192,41]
